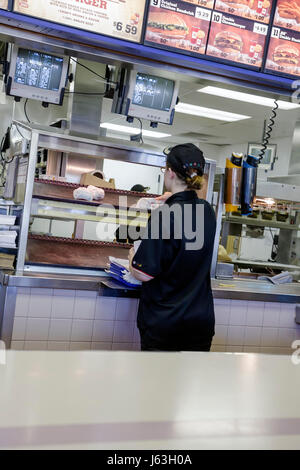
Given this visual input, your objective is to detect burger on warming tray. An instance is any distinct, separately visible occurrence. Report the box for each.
[147,12,189,40]
[214,30,243,56]
[272,44,300,72]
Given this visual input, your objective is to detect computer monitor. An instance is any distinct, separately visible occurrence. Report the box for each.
[6,45,69,105]
[112,69,179,125]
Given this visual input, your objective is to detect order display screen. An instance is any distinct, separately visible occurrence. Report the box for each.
[132,73,175,112]
[14,49,64,91]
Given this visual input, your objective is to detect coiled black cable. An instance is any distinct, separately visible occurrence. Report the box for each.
[258,99,279,162]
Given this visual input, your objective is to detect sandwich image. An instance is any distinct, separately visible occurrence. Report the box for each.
[214,30,243,55]
[272,44,300,71]
[147,12,189,39]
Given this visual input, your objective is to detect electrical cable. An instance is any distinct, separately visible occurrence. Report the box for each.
[258,99,279,162]
[24,98,30,123]
[136,117,144,145]
[70,58,117,85]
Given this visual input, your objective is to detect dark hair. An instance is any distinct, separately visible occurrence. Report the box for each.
[166,143,205,190]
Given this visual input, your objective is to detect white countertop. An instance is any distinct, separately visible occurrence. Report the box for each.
[0,350,300,450]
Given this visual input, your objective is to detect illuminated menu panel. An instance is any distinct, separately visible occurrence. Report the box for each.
[265,27,300,77]
[207,11,268,68]
[0,0,8,10]
[13,0,146,43]
[214,0,274,24]
[274,0,300,32]
[145,0,212,56]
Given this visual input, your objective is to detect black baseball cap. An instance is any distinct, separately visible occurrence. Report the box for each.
[164,143,206,179]
[131,184,150,192]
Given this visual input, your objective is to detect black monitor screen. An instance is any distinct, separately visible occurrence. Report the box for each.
[14,49,64,91]
[132,73,175,112]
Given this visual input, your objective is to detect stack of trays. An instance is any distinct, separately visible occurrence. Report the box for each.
[106,257,141,288]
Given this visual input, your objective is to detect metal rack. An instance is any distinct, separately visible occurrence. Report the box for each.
[8,121,218,276]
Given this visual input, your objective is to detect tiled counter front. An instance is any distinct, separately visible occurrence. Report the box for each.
[10,288,300,354]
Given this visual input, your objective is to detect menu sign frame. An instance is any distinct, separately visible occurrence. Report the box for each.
[13,0,147,44]
[144,0,212,58]
[264,26,300,78]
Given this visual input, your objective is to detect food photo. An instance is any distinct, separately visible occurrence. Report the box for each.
[274,0,300,32]
[215,0,273,24]
[266,35,300,76]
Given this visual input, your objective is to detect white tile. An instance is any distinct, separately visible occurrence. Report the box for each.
[246,302,264,326]
[69,342,91,351]
[113,321,135,343]
[226,346,243,352]
[278,328,296,348]
[244,327,262,347]
[263,303,281,327]
[73,296,96,320]
[261,328,278,347]
[212,325,228,345]
[28,289,53,318]
[15,290,30,317]
[115,299,138,322]
[92,320,114,342]
[229,300,247,326]
[10,341,24,350]
[47,342,70,351]
[243,347,261,353]
[48,319,72,342]
[227,326,245,346]
[91,342,112,351]
[53,289,76,297]
[279,305,297,328]
[214,301,230,325]
[75,290,97,298]
[71,320,93,342]
[26,318,50,341]
[95,297,116,321]
[12,317,27,341]
[210,345,226,352]
[51,294,75,319]
[24,341,47,350]
[112,343,133,351]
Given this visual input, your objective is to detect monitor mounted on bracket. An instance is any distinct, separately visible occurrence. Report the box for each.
[112,68,179,126]
[5,44,69,106]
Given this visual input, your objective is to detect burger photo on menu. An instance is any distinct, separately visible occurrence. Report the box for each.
[274,0,300,32]
[184,0,215,9]
[214,0,273,24]
[145,1,211,55]
[265,29,300,76]
[207,13,267,67]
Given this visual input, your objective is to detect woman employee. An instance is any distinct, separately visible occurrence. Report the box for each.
[129,143,216,352]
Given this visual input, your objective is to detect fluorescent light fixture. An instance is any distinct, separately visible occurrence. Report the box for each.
[198,86,300,110]
[175,102,251,122]
[100,123,171,139]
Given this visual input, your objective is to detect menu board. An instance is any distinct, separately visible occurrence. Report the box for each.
[265,27,300,77]
[145,0,212,56]
[13,0,146,43]
[214,0,274,24]
[0,0,8,9]
[206,12,268,67]
[274,0,300,32]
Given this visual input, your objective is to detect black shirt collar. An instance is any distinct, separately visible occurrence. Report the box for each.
[166,190,198,205]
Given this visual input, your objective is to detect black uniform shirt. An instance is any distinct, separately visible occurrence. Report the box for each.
[132,190,216,348]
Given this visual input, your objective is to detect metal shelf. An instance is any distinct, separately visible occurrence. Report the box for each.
[223,215,299,231]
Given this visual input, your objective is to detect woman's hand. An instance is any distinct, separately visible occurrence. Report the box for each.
[155,192,172,202]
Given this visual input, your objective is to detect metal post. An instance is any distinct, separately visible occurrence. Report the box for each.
[16,131,39,273]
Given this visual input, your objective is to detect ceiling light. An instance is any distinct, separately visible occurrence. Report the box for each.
[100,123,171,139]
[175,102,251,122]
[198,86,300,110]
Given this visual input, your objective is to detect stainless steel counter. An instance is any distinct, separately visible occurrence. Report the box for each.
[1,271,299,303]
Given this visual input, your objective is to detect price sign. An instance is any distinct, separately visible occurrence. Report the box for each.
[253,22,268,35]
[195,7,212,22]
[13,0,147,43]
